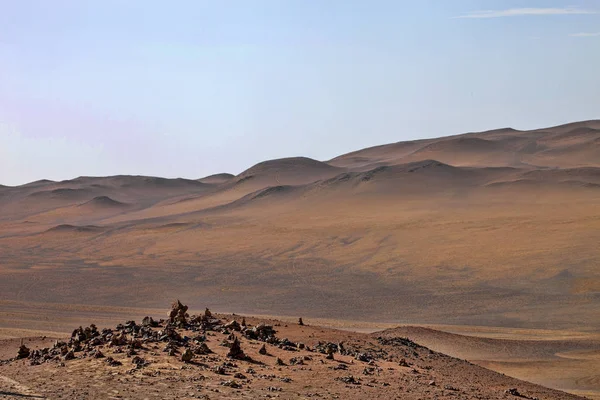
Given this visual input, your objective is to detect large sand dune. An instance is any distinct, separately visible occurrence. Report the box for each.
[1,120,600,396]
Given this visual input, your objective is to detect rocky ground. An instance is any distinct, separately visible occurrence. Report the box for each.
[0,301,587,399]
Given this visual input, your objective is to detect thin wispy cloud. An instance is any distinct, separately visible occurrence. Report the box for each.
[455,7,596,19]
[570,32,600,37]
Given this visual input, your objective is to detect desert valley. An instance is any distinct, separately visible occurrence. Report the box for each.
[1,120,600,398]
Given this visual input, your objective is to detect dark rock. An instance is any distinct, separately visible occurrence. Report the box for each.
[142,316,159,327]
[105,356,122,367]
[224,320,241,331]
[194,342,212,355]
[132,356,149,368]
[336,375,361,385]
[181,348,194,362]
[168,300,188,325]
[259,344,267,355]
[220,380,242,389]
[213,365,226,375]
[227,337,245,359]
[93,349,105,359]
[289,357,304,365]
[16,343,30,359]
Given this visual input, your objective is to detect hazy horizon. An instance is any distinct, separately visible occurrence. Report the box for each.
[2,1,599,186]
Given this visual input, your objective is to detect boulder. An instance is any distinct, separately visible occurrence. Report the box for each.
[259,344,267,355]
[168,300,188,325]
[227,337,245,359]
[181,348,194,362]
[16,343,30,359]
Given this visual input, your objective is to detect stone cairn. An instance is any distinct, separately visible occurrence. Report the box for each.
[10,300,375,369]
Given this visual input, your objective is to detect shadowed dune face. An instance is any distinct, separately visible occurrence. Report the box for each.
[1,121,600,330]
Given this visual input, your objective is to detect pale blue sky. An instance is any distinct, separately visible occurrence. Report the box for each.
[1,1,599,185]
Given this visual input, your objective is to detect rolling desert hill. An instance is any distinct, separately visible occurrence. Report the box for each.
[1,120,600,397]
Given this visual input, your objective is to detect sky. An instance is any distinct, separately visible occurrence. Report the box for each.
[1,1,599,186]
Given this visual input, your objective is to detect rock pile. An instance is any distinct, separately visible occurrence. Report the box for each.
[13,300,386,375]
[11,300,288,368]
[18,300,224,366]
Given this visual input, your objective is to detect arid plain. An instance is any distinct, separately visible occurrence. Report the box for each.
[1,120,600,397]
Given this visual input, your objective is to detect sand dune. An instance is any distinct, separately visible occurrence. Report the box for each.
[78,196,129,209]
[235,156,343,186]
[197,172,235,184]
[327,120,600,170]
[44,224,105,233]
[2,120,600,397]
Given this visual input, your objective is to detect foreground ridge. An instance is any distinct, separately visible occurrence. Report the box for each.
[0,301,585,399]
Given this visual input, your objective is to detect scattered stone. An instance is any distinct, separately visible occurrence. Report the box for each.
[298,318,304,326]
[289,357,304,365]
[221,380,242,389]
[276,357,285,366]
[213,365,226,375]
[194,342,212,355]
[142,316,159,327]
[224,320,241,331]
[363,367,375,375]
[92,349,105,359]
[336,375,361,385]
[244,323,277,342]
[131,356,149,368]
[355,353,372,363]
[105,357,122,367]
